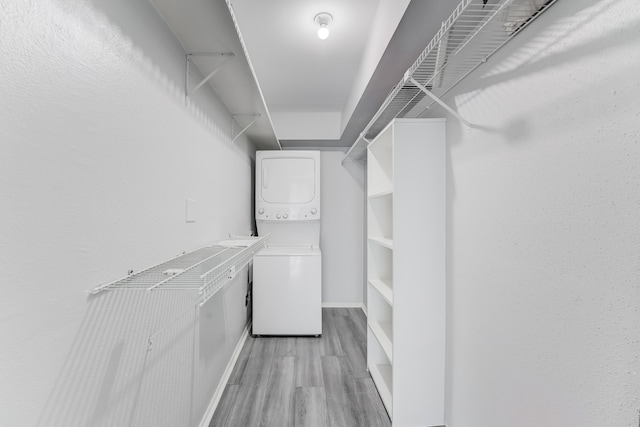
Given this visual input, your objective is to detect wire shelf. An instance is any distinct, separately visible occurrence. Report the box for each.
[343,0,557,163]
[90,235,268,305]
[199,236,268,306]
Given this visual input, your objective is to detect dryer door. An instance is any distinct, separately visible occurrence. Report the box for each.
[260,158,316,203]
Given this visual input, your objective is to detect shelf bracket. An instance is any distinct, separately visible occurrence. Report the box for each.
[232,114,260,143]
[409,77,472,128]
[185,52,234,104]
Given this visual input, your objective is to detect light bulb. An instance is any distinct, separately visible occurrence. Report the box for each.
[314,13,332,40]
[317,25,329,40]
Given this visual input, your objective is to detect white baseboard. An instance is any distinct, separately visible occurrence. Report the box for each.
[322,302,365,309]
[322,302,367,316]
[198,323,251,427]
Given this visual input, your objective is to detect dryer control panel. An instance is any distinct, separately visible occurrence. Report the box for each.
[255,150,321,221]
[256,206,319,221]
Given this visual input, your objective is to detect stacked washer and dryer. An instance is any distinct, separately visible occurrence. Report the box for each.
[252,151,322,336]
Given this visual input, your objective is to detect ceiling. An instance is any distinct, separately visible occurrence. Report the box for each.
[150,0,455,150]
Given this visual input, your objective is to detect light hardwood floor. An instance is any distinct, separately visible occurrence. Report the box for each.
[209,308,391,427]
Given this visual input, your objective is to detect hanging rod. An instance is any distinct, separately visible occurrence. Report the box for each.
[342,0,558,164]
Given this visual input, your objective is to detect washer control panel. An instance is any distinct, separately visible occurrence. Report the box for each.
[256,206,319,220]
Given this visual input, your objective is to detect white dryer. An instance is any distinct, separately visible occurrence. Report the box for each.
[253,150,322,336]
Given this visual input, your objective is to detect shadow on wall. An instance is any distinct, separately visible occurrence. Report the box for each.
[440,0,638,422]
[37,289,230,427]
[425,0,628,139]
[76,0,249,151]
[460,0,635,111]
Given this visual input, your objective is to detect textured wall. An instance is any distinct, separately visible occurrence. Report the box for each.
[0,0,253,425]
[428,0,640,425]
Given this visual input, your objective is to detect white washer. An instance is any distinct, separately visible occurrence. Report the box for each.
[252,245,321,336]
[253,150,322,336]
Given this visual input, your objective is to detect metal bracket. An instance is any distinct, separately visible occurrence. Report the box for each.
[185,52,234,104]
[409,77,472,128]
[232,114,260,143]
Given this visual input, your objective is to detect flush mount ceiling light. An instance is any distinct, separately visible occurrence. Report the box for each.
[314,12,333,40]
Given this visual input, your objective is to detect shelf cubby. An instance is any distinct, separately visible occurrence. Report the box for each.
[368,286,393,362]
[368,278,393,305]
[367,241,392,287]
[368,237,393,250]
[367,192,393,243]
[367,327,393,418]
[366,123,393,197]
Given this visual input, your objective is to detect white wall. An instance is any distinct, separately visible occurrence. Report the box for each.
[422,1,640,425]
[320,151,365,306]
[271,111,342,140]
[0,0,254,426]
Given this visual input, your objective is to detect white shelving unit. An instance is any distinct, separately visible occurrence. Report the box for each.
[367,118,446,426]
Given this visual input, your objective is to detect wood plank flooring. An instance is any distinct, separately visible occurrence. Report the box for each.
[209,308,390,427]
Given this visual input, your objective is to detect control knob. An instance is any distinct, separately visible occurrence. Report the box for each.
[310,208,318,215]
[258,208,264,215]
[276,213,281,219]
[283,213,288,219]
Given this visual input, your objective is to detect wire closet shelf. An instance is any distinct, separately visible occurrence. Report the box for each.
[342,0,557,163]
[90,235,268,306]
